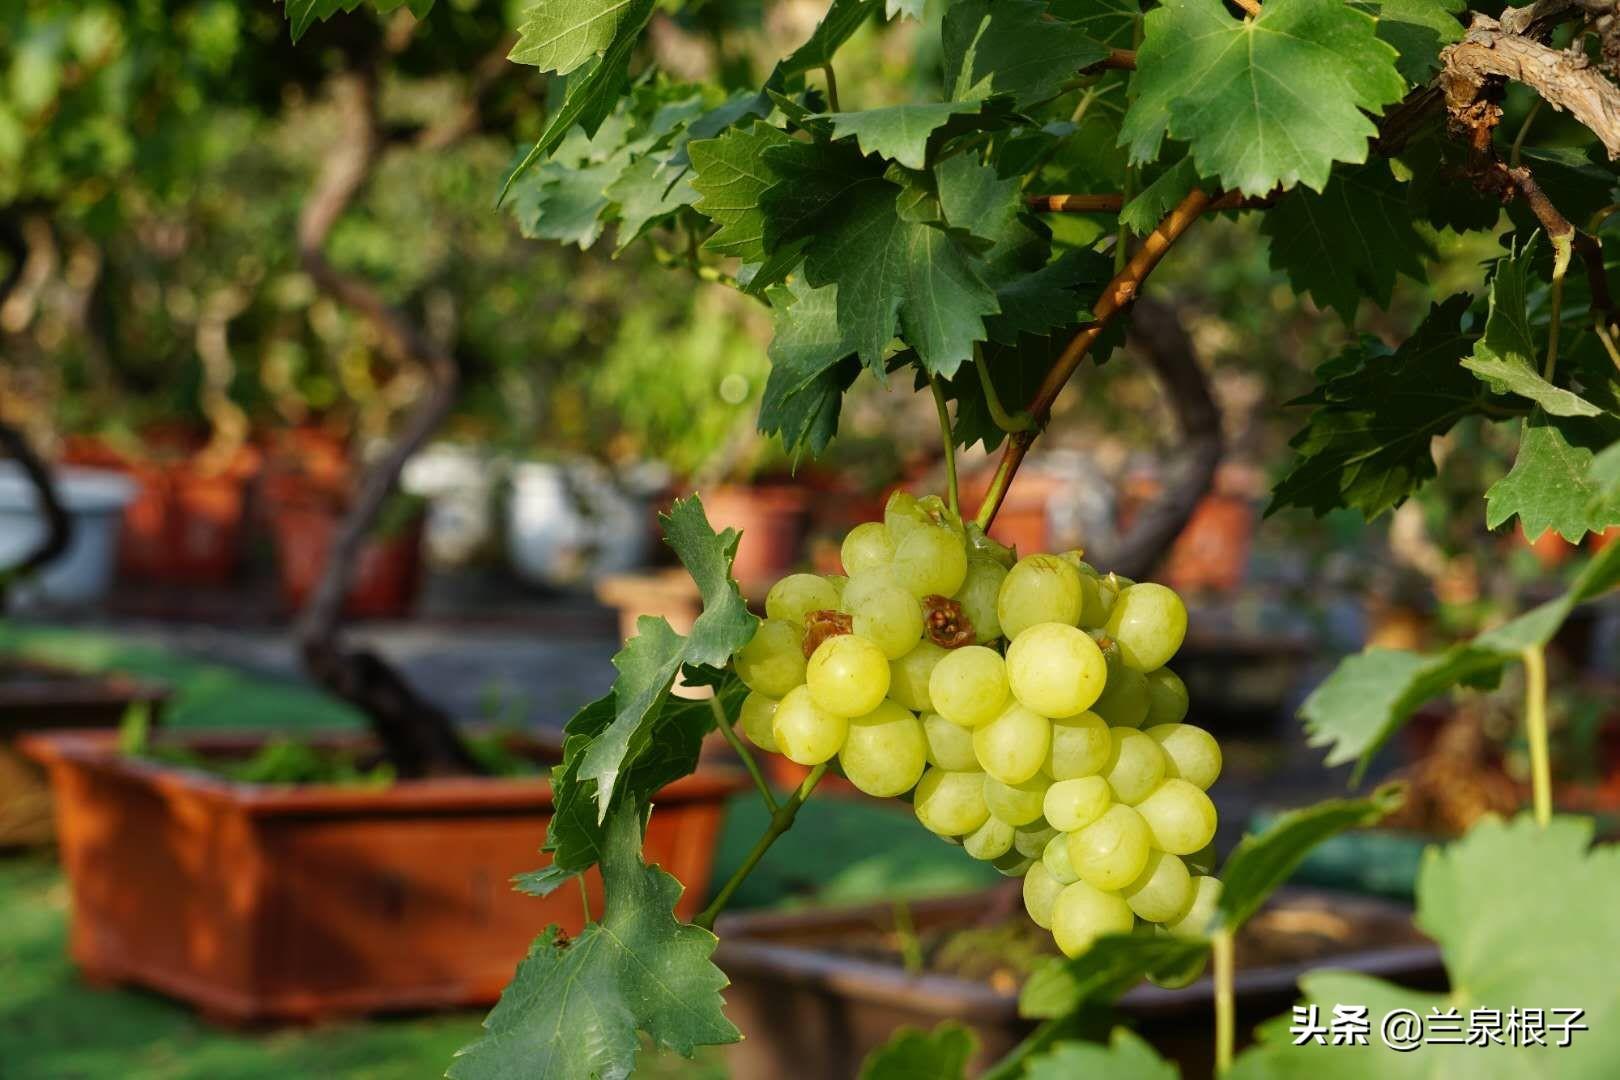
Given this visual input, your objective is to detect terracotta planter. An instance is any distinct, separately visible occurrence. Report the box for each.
[0,660,168,846]
[595,571,710,700]
[699,485,811,590]
[1159,494,1256,594]
[22,728,748,1024]
[715,889,1441,1080]
[270,499,425,620]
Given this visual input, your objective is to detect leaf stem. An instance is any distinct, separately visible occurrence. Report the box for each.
[693,763,826,930]
[1522,644,1553,828]
[1213,927,1236,1074]
[822,63,841,112]
[577,873,592,924]
[975,346,1035,434]
[979,1018,1064,1080]
[1595,317,1620,373]
[1545,231,1572,381]
[1509,98,1543,168]
[709,694,777,813]
[929,373,961,518]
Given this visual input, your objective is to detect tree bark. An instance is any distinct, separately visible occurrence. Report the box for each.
[0,419,73,593]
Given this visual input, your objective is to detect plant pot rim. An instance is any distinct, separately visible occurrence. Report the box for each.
[700,483,813,510]
[0,658,170,712]
[20,727,750,819]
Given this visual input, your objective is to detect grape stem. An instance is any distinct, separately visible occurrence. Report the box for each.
[1522,644,1552,827]
[974,345,1035,435]
[693,763,827,930]
[709,694,778,813]
[822,63,841,112]
[577,874,592,924]
[979,1018,1064,1080]
[928,373,961,518]
[1213,927,1236,1074]
[1544,231,1572,381]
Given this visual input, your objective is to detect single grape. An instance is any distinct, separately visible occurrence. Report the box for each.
[1104,583,1189,671]
[991,849,1035,877]
[997,555,1083,639]
[883,491,925,540]
[765,573,841,628]
[892,524,969,599]
[928,645,1009,729]
[1004,622,1107,719]
[889,640,947,712]
[1135,779,1218,855]
[1076,574,1108,628]
[1144,668,1189,726]
[1046,711,1112,780]
[839,700,927,797]
[913,767,990,836]
[772,686,848,765]
[922,711,978,771]
[1067,803,1152,891]
[954,556,1007,643]
[738,691,780,752]
[846,580,924,659]
[825,574,848,600]
[1051,880,1135,958]
[1164,875,1223,939]
[1103,727,1168,805]
[734,619,808,698]
[983,773,1050,827]
[1022,861,1065,929]
[1013,820,1058,859]
[963,815,1016,861]
[1042,775,1112,833]
[1091,666,1149,728]
[840,521,894,576]
[1042,831,1080,885]
[1146,723,1221,790]
[806,633,890,718]
[1121,851,1193,923]
[972,702,1051,785]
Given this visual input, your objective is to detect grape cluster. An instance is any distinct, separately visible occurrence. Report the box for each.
[733,492,1222,959]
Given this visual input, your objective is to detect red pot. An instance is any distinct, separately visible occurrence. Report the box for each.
[1160,494,1255,594]
[270,499,424,620]
[699,484,811,590]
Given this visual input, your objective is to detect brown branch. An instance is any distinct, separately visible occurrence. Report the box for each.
[1499,162,1619,325]
[0,419,72,587]
[1026,191,1275,214]
[1231,0,1263,16]
[1080,47,1138,74]
[296,67,479,778]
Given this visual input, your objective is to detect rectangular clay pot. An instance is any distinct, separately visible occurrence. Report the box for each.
[22,728,747,1024]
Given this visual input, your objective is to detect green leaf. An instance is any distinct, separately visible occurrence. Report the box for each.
[886,0,926,19]
[510,0,649,74]
[859,1023,977,1080]
[1119,158,1200,235]
[1123,0,1406,195]
[1355,0,1466,83]
[1486,411,1620,542]
[943,0,1112,109]
[1049,0,1143,48]
[1231,815,1620,1078]
[283,0,434,42]
[1269,295,1485,519]
[690,121,793,261]
[822,102,984,170]
[1020,934,1212,1019]
[1217,786,1405,931]
[759,277,863,457]
[1024,1030,1178,1080]
[1299,541,1620,776]
[450,801,738,1080]
[1592,440,1620,515]
[776,0,883,80]
[607,152,698,250]
[1261,161,1435,323]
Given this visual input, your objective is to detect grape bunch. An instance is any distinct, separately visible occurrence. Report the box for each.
[732,492,1222,959]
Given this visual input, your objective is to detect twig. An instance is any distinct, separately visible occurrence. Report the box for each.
[1231,0,1263,17]
[694,763,826,930]
[1026,191,1273,214]
[1079,47,1138,74]
[709,694,777,812]
[1522,645,1552,827]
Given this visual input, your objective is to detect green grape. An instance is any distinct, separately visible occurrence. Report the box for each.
[806,633,891,717]
[1121,851,1193,923]
[738,691,780,752]
[885,491,960,541]
[892,524,969,599]
[839,700,927,796]
[1022,860,1064,929]
[1042,831,1080,885]
[889,640,947,712]
[1051,880,1135,958]
[840,521,894,576]
[846,580,924,659]
[923,711,978,771]
[825,574,848,600]
[913,767,990,836]
[765,573,840,628]
[1067,803,1152,891]
[772,686,848,765]
[1046,711,1112,780]
[954,556,1007,642]
[734,619,807,698]
[1165,875,1223,939]
[983,773,1050,827]
[1136,778,1218,855]
[1146,723,1221,790]
[997,555,1083,638]
[1144,668,1190,726]
[1104,583,1189,671]
[992,849,1035,877]
[1013,820,1057,858]
[1091,666,1149,728]
[1104,727,1168,805]
[972,702,1051,785]
[1075,573,1108,628]
[963,815,1015,860]
[928,645,1009,729]
[1042,775,1112,832]
[1005,622,1107,718]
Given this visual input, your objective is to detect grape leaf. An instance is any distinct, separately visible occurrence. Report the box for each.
[1261,161,1435,323]
[1592,440,1620,514]
[607,152,698,250]
[1269,295,1485,520]
[776,0,883,80]
[942,0,1112,109]
[759,277,864,457]
[1023,1030,1178,1080]
[1020,935,1213,1019]
[690,121,793,261]
[1217,786,1405,931]
[1486,411,1620,542]
[886,0,926,19]
[859,1023,977,1080]
[1354,0,1466,83]
[509,0,652,73]
[1230,816,1620,1079]
[283,0,434,42]
[1299,540,1620,777]
[450,800,738,1080]
[1122,0,1406,195]
[1119,158,1200,236]
[822,102,984,170]
[1049,0,1143,48]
